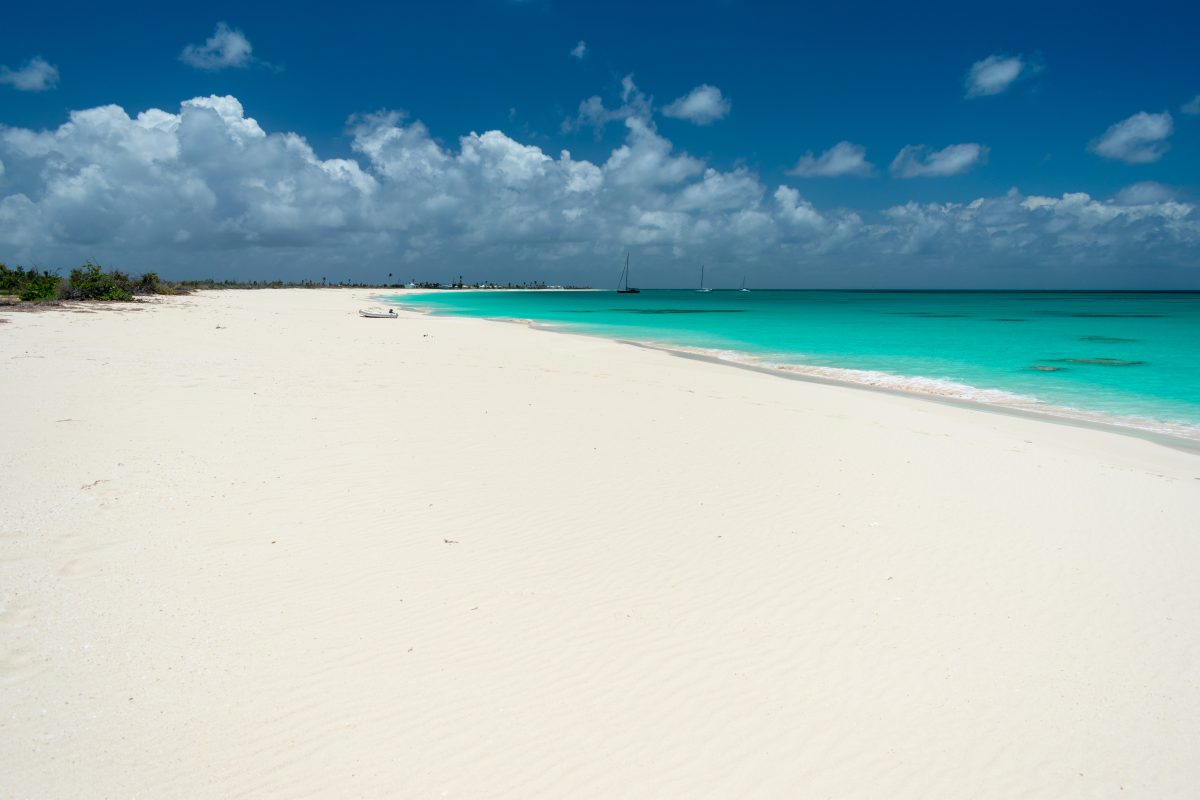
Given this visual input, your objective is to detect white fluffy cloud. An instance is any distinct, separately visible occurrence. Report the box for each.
[1090,111,1173,164]
[1183,95,1200,115]
[1114,181,1176,205]
[662,85,731,125]
[0,56,60,92]
[965,54,1037,98]
[787,142,876,178]
[180,23,255,70]
[570,41,587,60]
[890,143,988,177]
[564,74,652,133]
[879,189,1197,272]
[0,95,1196,285]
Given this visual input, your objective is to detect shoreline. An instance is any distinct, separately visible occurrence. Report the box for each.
[644,341,1200,453]
[385,295,1200,452]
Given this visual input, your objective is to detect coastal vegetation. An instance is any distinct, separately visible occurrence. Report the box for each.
[1,262,170,302]
[1,262,590,305]
[0,266,61,301]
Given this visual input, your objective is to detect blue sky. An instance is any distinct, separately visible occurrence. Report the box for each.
[1,0,1198,287]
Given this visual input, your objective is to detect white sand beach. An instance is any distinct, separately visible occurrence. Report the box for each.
[2,288,1198,798]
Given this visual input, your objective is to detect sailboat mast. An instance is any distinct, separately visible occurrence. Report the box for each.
[617,251,640,293]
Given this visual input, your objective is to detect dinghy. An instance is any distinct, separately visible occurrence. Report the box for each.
[359,308,398,318]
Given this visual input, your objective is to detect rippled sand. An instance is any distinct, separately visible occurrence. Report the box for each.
[3,289,1198,798]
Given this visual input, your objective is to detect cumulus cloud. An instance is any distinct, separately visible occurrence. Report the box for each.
[0,95,1196,285]
[570,41,587,59]
[890,143,988,178]
[564,74,652,133]
[180,22,255,70]
[0,56,60,92]
[787,142,876,178]
[662,84,731,125]
[1090,111,1173,164]
[1179,95,1199,115]
[965,54,1038,98]
[604,117,705,186]
[1113,181,1176,206]
[879,188,1197,271]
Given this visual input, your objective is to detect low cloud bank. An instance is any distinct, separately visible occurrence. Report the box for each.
[0,96,1196,286]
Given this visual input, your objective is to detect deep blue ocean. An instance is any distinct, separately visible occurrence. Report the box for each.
[389,290,1200,437]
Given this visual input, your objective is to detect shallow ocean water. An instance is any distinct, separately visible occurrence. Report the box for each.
[390,290,1200,435]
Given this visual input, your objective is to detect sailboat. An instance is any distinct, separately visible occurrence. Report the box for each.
[696,264,712,292]
[617,253,640,294]
[740,276,750,292]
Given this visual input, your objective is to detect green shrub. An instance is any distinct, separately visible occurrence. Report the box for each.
[135,272,160,295]
[2,264,61,301]
[19,273,61,301]
[1,263,28,294]
[63,262,134,301]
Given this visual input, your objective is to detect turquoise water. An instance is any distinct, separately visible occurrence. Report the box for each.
[390,290,1200,435]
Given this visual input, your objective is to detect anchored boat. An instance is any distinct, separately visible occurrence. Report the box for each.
[617,253,640,294]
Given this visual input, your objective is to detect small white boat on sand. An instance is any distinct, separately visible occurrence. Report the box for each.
[359,308,398,318]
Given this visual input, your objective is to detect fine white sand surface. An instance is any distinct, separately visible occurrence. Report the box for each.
[2,288,1198,798]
